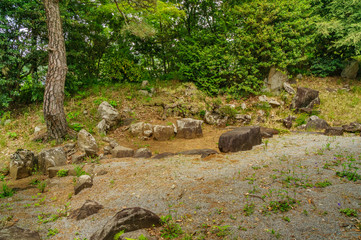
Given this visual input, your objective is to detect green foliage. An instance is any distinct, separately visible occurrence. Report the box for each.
[37,181,47,193]
[114,230,125,240]
[75,166,89,177]
[160,215,183,239]
[340,208,358,217]
[315,180,332,188]
[211,225,231,237]
[243,203,255,216]
[0,182,14,198]
[295,113,309,127]
[47,228,59,237]
[69,123,84,132]
[57,169,69,177]
[267,197,297,213]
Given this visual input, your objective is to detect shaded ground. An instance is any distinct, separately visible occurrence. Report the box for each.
[1,133,361,239]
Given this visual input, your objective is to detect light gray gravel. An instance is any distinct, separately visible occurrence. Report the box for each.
[1,133,360,239]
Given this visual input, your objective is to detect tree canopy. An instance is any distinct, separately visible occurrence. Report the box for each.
[0,0,360,111]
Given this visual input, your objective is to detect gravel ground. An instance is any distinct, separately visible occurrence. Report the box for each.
[1,133,361,240]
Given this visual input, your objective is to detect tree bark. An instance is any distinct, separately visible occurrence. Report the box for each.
[43,0,68,141]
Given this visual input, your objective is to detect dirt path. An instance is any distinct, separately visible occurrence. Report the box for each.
[1,133,361,239]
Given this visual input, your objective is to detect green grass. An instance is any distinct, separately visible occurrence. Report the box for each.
[340,208,358,217]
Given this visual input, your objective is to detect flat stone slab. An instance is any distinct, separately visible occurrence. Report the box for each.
[218,126,262,153]
[48,164,84,178]
[111,146,134,158]
[0,226,40,240]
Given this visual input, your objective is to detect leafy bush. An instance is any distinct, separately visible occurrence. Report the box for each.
[0,182,14,198]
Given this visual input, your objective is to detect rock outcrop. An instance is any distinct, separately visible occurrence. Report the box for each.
[176,118,203,139]
[38,147,67,174]
[9,149,37,180]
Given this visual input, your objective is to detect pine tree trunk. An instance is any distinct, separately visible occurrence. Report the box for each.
[43,0,68,141]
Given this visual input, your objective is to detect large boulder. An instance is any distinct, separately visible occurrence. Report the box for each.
[266,67,288,94]
[74,175,93,195]
[69,200,103,220]
[9,149,37,180]
[0,226,41,240]
[218,126,262,153]
[38,147,67,174]
[290,87,320,111]
[341,60,359,79]
[78,129,98,152]
[305,116,330,131]
[153,125,175,141]
[98,101,120,126]
[176,118,203,139]
[90,207,161,240]
[111,146,134,158]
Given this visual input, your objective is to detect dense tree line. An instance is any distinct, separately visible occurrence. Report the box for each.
[1,0,360,110]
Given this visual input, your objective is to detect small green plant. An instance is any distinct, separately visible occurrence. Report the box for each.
[0,182,14,198]
[315,180,332,188]
[47,228,59,237]
[75,165,88,177]
[303,210,309,216]
[29,179,40,185]
[243,203,255,216]
[266,229,281,239]
[37,181,47,193]
[6,132,17,139]
[114,230,125,240]
[267,197,297,213]
[282,216,290,222]
[57,169,69,177]
[69,123,84,132]
[109,100,118,107]
[211,225,231,237]
[0,173,5,182]
[160,215,183,239]
[294,113,309,127]
[340,208,358,217]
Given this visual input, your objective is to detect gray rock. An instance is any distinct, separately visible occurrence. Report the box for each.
[235,114,251,124]
[341,60,359,79]
[204,111,228,126]
[69,200,103,220]
[129,122,153,137]
[296,74,303,80]
[109,140,119,149]
[9,149,37,180]
[266,67,288,94]
[38,147,67,174]
[240,102,247,110]
[72,153,86,164]
[153,125,175,141]
[283,115,295,129]
[103,146,113,155]
[177,149,218,158]
[268,100,281,107]
[134,148,152,158]
[111,146,134,158]
[290,87,320,111]
[34,126,42,135]
[78,129,98,153]
[176,118,203,139]
[48,164,83,178]
[141,80,149,88]
[324,127,344,136]
[138,90,152,97]
[306,116,330,131]
[342,122,361,133]
[98,101,120,126]
[4,119,11,126]
[74,175,93,195]
[0,226,40,240]
[218,126,262,153]
[260,127,279,138]
[96,119,110,135]
[90,207,161,240]
[283,82,296,95]
[258,95,268,102]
